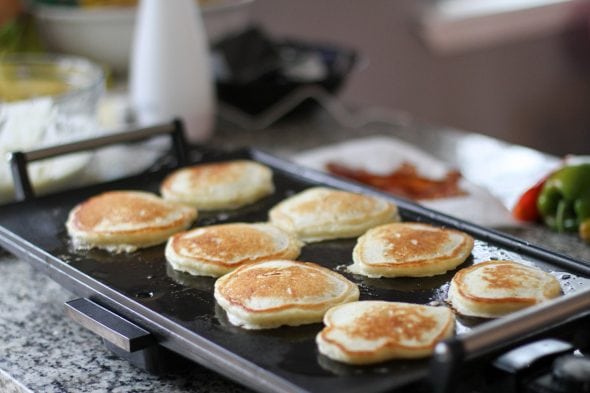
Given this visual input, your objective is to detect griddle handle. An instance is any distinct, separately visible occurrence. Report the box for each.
[430,339,465,393]
[8,119,189,202]
[171,118,189,166]
[65,298,155,353]
[8,152,34,202]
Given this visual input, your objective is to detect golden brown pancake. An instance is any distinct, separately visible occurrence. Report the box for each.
[268,187,399,242]
[350,222,473,277]
[66,190,197,253]
[447,260,562,318]
[160,160,274,210]
[316,301,455,364]
[166,223,302,277]
[214,260,359,329]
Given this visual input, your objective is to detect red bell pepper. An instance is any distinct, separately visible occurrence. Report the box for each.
[512,177,547,222]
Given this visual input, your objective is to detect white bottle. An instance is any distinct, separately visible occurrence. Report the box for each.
[129,0,215,142]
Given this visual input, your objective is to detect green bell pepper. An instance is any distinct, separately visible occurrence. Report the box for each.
[537,163,590,232]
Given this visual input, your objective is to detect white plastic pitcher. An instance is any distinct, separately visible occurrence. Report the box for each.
[129,0,215,142]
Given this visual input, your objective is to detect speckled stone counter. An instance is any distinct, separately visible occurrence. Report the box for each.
[0,254,252,393]
[1,108,589,393]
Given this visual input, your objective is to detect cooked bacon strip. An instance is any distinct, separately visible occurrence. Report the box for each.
[326,162,467,200]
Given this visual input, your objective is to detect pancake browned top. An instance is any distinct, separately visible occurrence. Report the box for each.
[290,189,380,215]
[380,225,451,262]
[452,260,561,304]
[215,260,358,314]
[169,223,301,267]
[162,161,243,190]
[316,301,454,364]
[350,222,473,278]
[345,303,438,343]
[269,187,399,242]
[160,160,274,210]
[69,191,197,234]
[362,223,471,265]
[177,226,273,260]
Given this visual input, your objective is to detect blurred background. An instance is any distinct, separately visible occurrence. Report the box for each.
[2,0,590,156]
[252,0,590,156]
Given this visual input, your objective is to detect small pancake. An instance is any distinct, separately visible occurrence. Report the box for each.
[316,301,455,365]
[350,222,473,278]
[160,160,274,210]
[447,260,562,318]
[66,190,197,253]
[268,187,399,243]
[166,223,303,277]
[214,260,359,329]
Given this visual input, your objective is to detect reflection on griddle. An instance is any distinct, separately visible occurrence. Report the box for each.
[455,314,489,329]
[317,352,429,379]
[358,272,451,292]
[278,339,332,377]
[317,353,366,376]
[214,302,322,341]
[166,262,215,292]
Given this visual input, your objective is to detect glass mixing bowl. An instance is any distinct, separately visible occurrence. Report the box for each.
[0,53,104,109]
[0,54,105,202]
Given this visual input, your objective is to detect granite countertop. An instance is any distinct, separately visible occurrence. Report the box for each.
[0,254,251,393]
[1,107,589,393]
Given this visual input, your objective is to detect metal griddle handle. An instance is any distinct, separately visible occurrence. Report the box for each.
[8,119,188,202]
[430,286,590,393]
[65,298,155,353]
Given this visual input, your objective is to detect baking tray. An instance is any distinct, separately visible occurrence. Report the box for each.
[1,123,589,393]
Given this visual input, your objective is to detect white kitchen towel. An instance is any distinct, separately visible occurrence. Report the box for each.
[292,136,518,228]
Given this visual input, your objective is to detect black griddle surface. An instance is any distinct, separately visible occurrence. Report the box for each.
[1,147,589,393]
